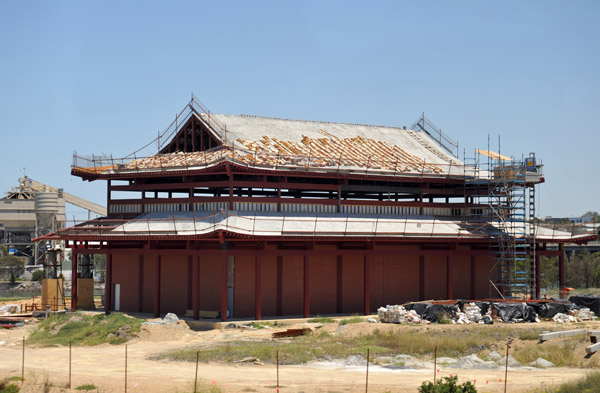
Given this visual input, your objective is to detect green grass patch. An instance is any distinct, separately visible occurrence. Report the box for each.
[307,316,335,324]
[75,384,97,391]
[6,378,21,382]
[27,312,143,346]
[0,379,20,393]
[338,316,364,325]
[249,321,275,329]
[0,296,30,302]
[154,324,590,367]
[533,371,600,393]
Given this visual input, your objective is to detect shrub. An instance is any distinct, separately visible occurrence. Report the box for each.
[419,376,477,393]
[32,270,44,281]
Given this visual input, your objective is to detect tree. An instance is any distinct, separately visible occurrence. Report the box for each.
[0,253,25,284]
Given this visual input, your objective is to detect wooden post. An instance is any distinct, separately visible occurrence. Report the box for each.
[303,255,310,318]
[193,255,200,320]
[71,250,78,311]
[276,256,283,316]
[446,252,453,300]
[69,341,72,389]
[138,255,144,313]
[255,255,262,321]
[336,255,343,313]
[154,254,161,318]
[21,336,25,383]
[470,255,476,299]
[365,348,370,393]
[187,255,193,310]
[364,255,370,315]
[194,351,199,393]
[434,345,437,383]
[221,254,228,322]
[125,344,128,393]
[559,244,565,289]
[106,253,113,315]
[419,254,425,300]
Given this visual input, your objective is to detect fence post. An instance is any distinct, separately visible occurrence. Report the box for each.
[125,344,128,393]
[69,341,72,389]
[504,340,512,393]
[365,348,369,393]
[434,345,437,383]
[194,351,199,393]
[21,336,25,383]
[276,350,279,389]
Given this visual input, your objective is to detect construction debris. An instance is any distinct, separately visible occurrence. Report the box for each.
[378,305,423,324]
[0,304,21,315]
[272,327,312,339]
[538,329,586,341]
[552,313,577,323]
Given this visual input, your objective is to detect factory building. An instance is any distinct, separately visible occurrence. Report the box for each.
[41,97,596,320]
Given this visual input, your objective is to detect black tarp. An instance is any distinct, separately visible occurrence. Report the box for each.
[527,301,577,318]
[421,304,459,323]
[492,302,537,323]
[569,295,600,315]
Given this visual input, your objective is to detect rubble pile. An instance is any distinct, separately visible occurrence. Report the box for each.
[572,307,597,321]
[378,305,423,324]
[0,304,21,315]
[452,302,493,325]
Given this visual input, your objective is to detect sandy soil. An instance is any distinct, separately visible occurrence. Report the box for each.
[0,316,598,393]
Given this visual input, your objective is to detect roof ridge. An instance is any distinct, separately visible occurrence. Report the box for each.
[214,113,411,132]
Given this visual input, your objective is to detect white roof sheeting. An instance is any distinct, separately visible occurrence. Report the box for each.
[107,212,589,242]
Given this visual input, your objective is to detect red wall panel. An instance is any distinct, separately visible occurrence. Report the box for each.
[111,254,138,312]
[160,255,187,315]
[309,255,336,315]
[424,255,447,300]
[199,255,220,311]
[282,256,303,315]
[451,255,471,299]
[342,255,363,314]
[234,256,255,318]
[142,255,155,314]
[260,256,277,317]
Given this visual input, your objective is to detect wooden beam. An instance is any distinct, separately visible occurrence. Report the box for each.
[138,255,143,312]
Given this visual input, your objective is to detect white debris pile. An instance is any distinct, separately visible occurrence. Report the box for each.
[0,304,21,315]
[570,308,597,321]
[552,313,577,323]
[378,305,423,324]
[452,303,492,324]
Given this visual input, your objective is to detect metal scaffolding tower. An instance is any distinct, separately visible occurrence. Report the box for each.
[466,143,540,299]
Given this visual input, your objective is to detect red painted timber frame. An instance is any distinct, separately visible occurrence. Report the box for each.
[70,245,565,321]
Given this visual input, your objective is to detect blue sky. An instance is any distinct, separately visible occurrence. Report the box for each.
[0,1,598,220]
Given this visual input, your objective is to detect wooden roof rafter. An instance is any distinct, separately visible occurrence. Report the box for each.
[159,112,223,155]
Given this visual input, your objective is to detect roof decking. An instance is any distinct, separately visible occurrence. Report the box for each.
[72,111,469,179]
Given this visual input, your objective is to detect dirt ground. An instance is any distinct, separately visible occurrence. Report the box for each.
[0,313,598,393]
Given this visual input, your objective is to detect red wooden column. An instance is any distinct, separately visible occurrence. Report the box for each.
[187,255,193,311]
[138,255,144,312]
[105,252,112,315]
[154,254,161,317]
[303,255,310,318]
[336,255,343,314]
[363,254,370,315]
[418,255,425,301]
[255,255,262,320]
[276,256,283,316]
[220,254,228,322]
[535,251,541,299]
[71,249,78,312]
[446,252,453,300]
[558,244,565,289]
[470,255,476,299]
[193,255,200,320]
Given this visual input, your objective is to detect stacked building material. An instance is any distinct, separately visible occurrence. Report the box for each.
[378,305,422,324]
[453,303,484,324]
[572,307,597,321]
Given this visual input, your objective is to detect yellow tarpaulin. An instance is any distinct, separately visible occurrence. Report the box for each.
[475,149,512,161]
